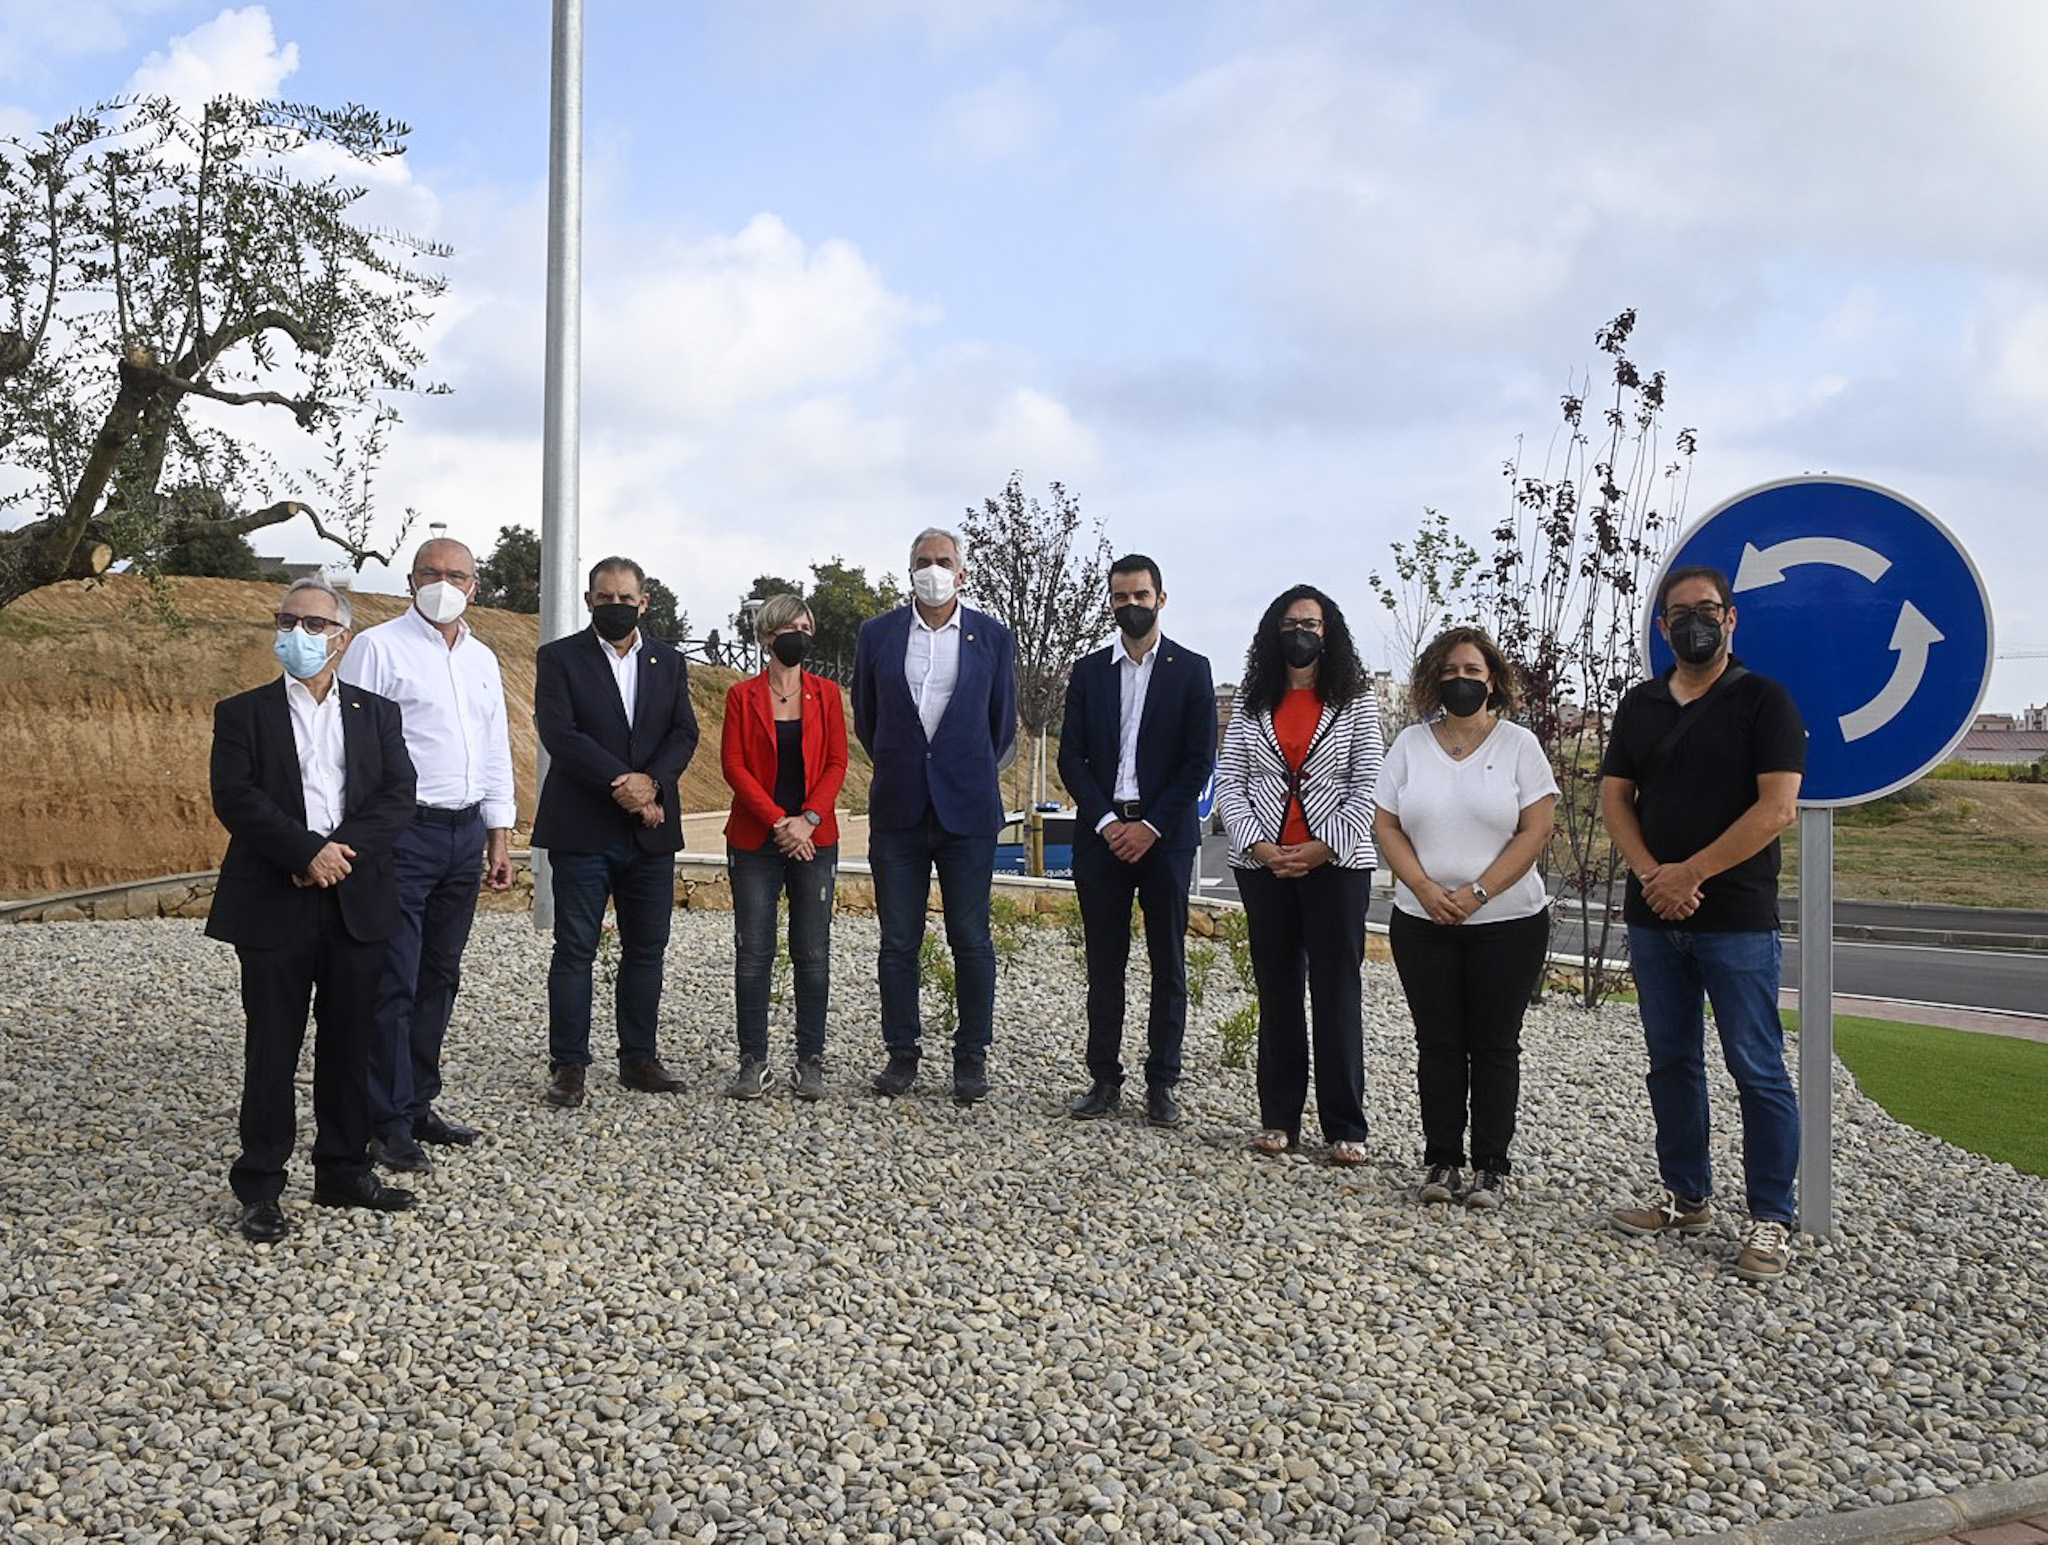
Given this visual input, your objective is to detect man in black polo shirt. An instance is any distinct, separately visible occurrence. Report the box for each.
[1599,564,1807,1282]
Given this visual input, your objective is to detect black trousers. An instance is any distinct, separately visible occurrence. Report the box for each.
[230,888,379,1203]
[1239,863,1372,1143]
[1074,837,1195,1086]
[1388,905,1550,1173]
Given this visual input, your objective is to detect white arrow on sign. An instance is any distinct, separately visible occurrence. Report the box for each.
[1839,601,1944,742]
[1734,537,1892,591]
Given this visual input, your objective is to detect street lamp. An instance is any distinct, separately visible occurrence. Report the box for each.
[741,596,767,672]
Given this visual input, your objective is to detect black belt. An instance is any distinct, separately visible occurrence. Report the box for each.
[1112,800,1144,822]
[415,803,482,826]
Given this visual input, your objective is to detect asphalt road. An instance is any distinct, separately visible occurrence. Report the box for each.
[1193,832,2048,1019]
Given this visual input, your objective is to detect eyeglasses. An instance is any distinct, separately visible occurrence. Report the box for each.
[275,612,341,636]
[1664,601,1728,626]
[414,566,474,586]
[1278,618,1323,634]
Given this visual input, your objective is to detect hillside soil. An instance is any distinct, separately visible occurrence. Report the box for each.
[0,577,873,897]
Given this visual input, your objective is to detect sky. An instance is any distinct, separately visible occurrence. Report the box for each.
[5,0,2048,711]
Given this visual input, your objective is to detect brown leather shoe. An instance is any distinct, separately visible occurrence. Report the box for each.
[544,1063,586,1108]
[620,1055,685,1094]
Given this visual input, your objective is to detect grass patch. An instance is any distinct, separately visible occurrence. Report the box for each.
[1786,1008,2048,1178]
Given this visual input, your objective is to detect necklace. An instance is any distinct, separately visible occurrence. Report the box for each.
[1436,715,1493,759]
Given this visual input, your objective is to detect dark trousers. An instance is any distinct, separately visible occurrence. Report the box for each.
[730,840,837,1062]
[1389,906,1550,1173]
[230,889,377,1203]
[1240,863,1372,1143]
[869,809,996,1059]
[370,807,483,1138]
[1074,836,1194,1087]
[547,837,676,1069]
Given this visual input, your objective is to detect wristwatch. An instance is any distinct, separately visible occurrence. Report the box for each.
[1470,881,1491,904]
[801,809,822,828]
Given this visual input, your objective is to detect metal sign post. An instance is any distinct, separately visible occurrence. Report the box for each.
[1796,808,1834,1232]
[1651,477,1993,1238]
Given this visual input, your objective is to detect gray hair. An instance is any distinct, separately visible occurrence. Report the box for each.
[754,592,812,642]
[908,527,964,568]
[283,574,352,631]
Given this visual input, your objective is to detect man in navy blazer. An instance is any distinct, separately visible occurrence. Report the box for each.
[532,557,701,1108]
[207,576,421,1244]
[1057,554,1217,1128]
[852,526,1017,1104]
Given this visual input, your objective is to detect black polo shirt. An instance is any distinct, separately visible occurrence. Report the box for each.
[1601,659,1807,931]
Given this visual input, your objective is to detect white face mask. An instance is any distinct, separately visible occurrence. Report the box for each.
[911,564,959,608]
[414,580,470,625]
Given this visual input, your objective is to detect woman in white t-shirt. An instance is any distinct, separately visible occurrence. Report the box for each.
[1373,628,1558,1211]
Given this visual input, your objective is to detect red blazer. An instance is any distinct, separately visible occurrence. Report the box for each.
[721,670,849,849]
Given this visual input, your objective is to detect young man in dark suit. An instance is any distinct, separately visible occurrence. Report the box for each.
[852,526,1017,1104]
[1058,554,1217,1128]
[207,576,421,1244]
[532,556,701,1108]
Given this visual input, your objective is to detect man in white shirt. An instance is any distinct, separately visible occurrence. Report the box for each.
[339,537,517,1172]
[1057,555,1217,1129]
[851,528,1017,1104]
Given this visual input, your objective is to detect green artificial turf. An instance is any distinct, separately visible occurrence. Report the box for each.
[1787,1010,2048,1178]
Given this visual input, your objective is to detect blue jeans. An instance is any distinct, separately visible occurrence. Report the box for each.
[546,838,675,1069]
[868,812,996,1060]
[1628,925,1799,1223]
[371,808,484,1139]
[730,841,837,1062]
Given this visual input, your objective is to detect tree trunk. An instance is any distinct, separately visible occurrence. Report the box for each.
[0,524,115,609]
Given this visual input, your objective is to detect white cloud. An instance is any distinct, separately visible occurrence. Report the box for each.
[581,213,935,426]
[126,6,298,103]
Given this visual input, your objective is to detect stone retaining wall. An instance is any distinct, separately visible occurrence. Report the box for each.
[0,854,1249,934]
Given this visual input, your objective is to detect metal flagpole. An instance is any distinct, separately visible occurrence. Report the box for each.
[533,0,583,932]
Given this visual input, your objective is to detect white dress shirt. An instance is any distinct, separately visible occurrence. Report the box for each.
[339,604,517,828]
[284,674,347,837]
[905,604,963,741]
[1112,637,1159,803]
[598,628,640,727]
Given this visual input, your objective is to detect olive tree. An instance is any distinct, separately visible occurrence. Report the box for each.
[0,95,448,611]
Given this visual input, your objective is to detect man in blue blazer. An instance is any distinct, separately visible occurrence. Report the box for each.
[1057,554,1217,1128]
[532,557,701,1109]
[852,526,1017,1103]
[207,576,421,1243]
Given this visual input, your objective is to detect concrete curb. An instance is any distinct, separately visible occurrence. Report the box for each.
[1695,1472,2048,1543]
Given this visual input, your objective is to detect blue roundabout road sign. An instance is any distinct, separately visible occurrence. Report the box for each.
[1646,477,1993,807]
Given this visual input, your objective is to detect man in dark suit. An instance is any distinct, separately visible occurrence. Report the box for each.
[532,556,701,1108]
[207,576,421,1244]
[1058,554,1218,1128]
[852,526,1017,1104]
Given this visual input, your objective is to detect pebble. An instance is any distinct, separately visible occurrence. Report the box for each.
[0,912,2043,1543]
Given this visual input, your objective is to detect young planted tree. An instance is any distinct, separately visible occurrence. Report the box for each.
[1368,506,1482,732]
[1476,309,1696,1005]
[0,95,447,611]
[961,472,1111,808]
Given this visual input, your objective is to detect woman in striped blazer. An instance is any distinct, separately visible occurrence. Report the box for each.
[1214,584,1384,1164]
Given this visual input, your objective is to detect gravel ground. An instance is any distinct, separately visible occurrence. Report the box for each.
[1,912,2043,1544]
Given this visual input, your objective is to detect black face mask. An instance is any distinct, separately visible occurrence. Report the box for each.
[1669,615,1723,666]
[1114,604,1156,640]
[1279,629,1323,669]
[771,631,812,667]
[1440,677,1489,718]
[592,602,640,642]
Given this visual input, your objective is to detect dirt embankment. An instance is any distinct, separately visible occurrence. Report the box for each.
[0,577,871,898]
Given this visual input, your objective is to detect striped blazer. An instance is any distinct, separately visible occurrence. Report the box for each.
[1215,691,1384,871]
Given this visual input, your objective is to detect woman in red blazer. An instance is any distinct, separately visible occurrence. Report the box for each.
[721,593,850,1102]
